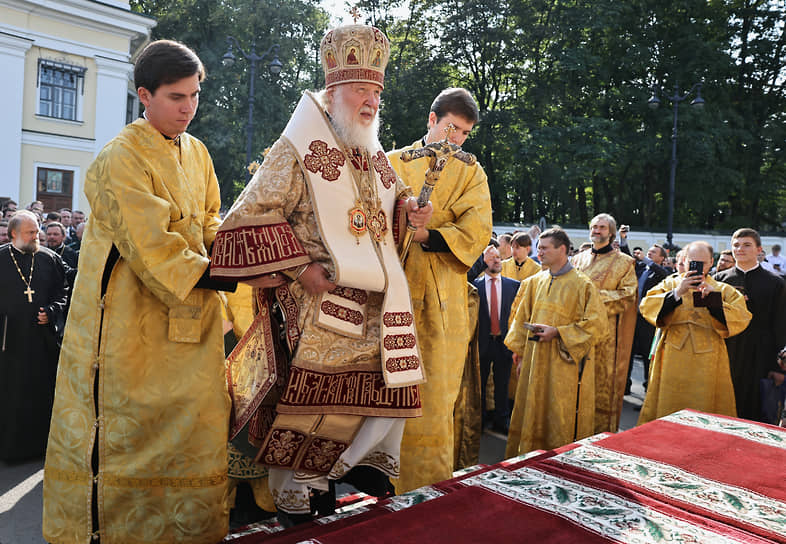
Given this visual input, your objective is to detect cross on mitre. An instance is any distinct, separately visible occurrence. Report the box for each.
[349,6,361,23]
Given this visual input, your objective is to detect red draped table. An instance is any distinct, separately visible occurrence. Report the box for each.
[224,410,786,543]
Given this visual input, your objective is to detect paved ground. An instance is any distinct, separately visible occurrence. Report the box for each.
[0,359,647,544]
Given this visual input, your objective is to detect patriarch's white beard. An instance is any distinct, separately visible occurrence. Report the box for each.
[318,88,381,151]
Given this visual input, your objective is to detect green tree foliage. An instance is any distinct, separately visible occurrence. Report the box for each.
[130,0,785,232]
[130,0,329,205]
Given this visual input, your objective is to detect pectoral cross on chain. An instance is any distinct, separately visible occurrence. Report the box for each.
[24,286,35,303]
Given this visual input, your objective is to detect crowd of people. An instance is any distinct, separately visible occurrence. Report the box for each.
[1,23,785,544]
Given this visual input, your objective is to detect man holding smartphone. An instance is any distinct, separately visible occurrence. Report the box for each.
[638,241,752,424]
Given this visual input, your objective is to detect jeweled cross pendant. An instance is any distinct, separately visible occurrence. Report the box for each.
[24,286,34,303]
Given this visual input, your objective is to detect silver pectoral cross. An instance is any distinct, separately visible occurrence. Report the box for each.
[24,286,35,303]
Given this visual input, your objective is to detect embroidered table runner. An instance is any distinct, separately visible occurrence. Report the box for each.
[225,410,786,543]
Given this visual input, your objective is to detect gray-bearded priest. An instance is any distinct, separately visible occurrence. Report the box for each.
[210,23,432,526]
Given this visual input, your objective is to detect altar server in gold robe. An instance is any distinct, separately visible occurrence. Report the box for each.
[388,88,492,492]
[502,232,541,282]
[505,228,608,456]
[44,41,234,544]
[572,213,637,433]
[503,232,542,405]
[638,241,752,424]
[209,24,432,526]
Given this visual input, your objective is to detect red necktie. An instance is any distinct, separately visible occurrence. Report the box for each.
[490,277,501,335]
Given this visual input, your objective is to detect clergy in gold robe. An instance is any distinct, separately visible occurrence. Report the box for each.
[388,88,493,492]
[501,232,541,282]
[505,228,608,457]
[571,214,637,434]
[43,42,233,544]
[209,25,432,525]
[638,241,752,425]
[503,232,543,401]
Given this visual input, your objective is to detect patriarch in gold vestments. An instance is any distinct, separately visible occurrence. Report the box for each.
[571,214,637,433]
[505,228,608,457]
[638,241,752,425]
[388,88,492,492]
[43,41,233,544]
[209,24,433,524]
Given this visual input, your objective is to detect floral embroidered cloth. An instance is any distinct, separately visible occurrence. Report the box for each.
[225,410,786,543]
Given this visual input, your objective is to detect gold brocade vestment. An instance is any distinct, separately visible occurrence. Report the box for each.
[504,268,608,456]
[43,119,231,544]
[571,248,637,433]
[502,256,542,283]
[211,100,422,512]
[638,275,752,424]
[388,140,492,492]
[503,256,543,399]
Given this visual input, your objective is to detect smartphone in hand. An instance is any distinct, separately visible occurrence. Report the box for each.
[688,260,704,276]
[523,322,542,341]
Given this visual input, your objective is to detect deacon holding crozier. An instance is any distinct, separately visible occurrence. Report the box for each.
[387,87,492,492]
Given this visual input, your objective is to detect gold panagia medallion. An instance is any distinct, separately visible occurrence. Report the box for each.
[348,200,368,242]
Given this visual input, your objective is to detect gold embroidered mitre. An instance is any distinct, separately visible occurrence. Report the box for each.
[320,24,390,89]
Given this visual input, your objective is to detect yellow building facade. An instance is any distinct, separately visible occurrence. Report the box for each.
[0,0,155,213]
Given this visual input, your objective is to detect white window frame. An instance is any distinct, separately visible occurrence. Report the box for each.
[36,59,86,123]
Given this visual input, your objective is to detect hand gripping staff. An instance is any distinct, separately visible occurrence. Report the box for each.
[398,124,477,263]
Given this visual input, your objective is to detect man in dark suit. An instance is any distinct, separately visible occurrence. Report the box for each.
[626,244,669,393]
[473,246,520,433]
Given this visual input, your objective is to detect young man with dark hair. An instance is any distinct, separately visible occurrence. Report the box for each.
[505,227,607,455]
[714,228,786,422]
[43,40,234,544]
[502,232,540,282]
[388,87,492,492]
[714,249,735,274]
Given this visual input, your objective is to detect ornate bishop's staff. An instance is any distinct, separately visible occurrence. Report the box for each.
[398,124,477,262]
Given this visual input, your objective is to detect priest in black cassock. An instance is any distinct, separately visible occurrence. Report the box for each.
[714,228,786,422]
[0,210,68,462]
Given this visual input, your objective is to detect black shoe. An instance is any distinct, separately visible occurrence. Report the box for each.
[229,482,275,529]
[276,510,313,528]
[310,480,336,516]
[337,465,395,498]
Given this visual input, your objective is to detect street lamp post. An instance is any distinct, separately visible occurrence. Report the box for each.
[222,37,283,182]
[647,82,705,250]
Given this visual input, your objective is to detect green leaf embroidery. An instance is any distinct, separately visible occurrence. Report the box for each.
[504,479,538,487]
[697,417,711,425]
[766,432,784,442]
[645,518,665,541]
[722,491,744,511]
[661,483,702,489]
[580,507,626,516]
[553,486,569,503]
[761,517,786,524]
[635,464,650,477]
[584,459,618,464]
